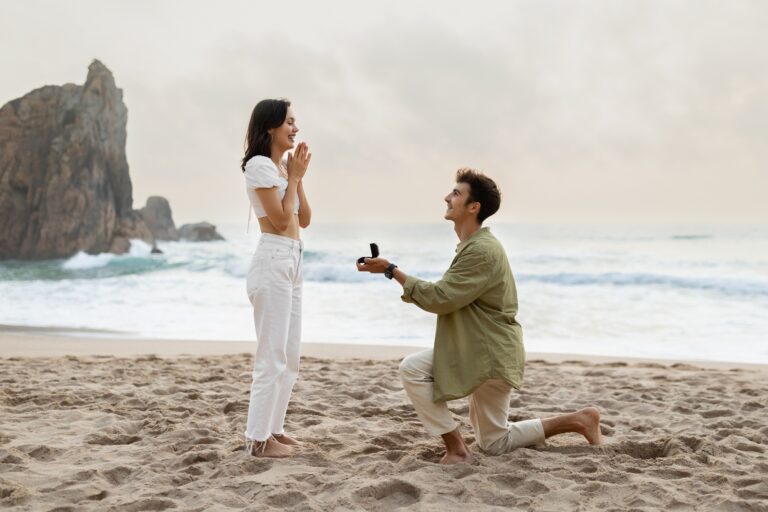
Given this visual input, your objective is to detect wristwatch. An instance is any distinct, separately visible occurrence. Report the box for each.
[385,263,398,280]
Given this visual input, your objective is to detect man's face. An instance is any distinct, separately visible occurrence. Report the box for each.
[444,182,478,222]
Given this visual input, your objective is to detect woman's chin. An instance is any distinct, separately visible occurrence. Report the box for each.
[278,143,294,154]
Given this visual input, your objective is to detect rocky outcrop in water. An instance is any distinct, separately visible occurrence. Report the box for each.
[0,60,154,260]
[140,196,179,241]
[178,222,225,242]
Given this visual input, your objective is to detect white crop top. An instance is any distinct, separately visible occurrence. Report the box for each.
[243,155,300,219]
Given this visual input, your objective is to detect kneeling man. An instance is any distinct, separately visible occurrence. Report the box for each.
[357,169,602,464]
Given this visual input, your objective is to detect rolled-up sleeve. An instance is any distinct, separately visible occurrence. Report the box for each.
[401,248,491,315]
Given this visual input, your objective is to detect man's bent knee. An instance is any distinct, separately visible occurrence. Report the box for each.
[398,357,414,382]
[476,435,507,455]
[479,419,545,455]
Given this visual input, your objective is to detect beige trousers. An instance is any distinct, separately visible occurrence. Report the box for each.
[399,349,545,455]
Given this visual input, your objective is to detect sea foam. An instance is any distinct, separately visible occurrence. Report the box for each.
[62,252,114,270]
[62,239,153,270]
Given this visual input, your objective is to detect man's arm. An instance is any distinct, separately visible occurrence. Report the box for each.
[356,249,491,315]
[355,257,408,285]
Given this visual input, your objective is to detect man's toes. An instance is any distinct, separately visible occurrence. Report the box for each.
[581,407,603,444]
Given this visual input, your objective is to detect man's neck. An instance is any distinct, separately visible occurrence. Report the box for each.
[453,219,482,243]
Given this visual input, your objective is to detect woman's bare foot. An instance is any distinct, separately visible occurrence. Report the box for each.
[273,433,301,446]
[575,407,603,445]
[247,436,293,458]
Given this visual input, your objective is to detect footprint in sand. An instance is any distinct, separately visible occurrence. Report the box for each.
[611,439,668,459]
[85,433,141,445]
[102,466,133,486]
[222,401,245,414]
[444,464,475,479]
[384,450,407,462]
[176,449,220,468]
[266,490,308,507]
[71,469,100,482]
[19,444,63,461]
[612,436,705,460]
[491,474,550,494]
[354,479,421,509]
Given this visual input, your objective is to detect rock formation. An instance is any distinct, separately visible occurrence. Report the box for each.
[140,196,179,241]
[178,222,225,242]
[0,60,154,259]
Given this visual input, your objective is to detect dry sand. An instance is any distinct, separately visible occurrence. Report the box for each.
[1,333,767,511]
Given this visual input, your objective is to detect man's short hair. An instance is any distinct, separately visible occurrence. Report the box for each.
[456,168,501,223]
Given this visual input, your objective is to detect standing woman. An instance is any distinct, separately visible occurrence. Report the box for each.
[241,99,312,458]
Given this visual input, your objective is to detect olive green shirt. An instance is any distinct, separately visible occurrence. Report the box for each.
[401,227,525,402]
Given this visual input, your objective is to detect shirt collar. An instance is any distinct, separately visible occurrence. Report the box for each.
[456,226,489,253]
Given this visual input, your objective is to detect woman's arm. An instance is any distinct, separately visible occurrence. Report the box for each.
[255,178,300,231]
[297,180,311,228]
[253,143,311,231]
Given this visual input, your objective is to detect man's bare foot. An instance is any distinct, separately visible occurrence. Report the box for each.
[542,406,604,445]
[439,427,474,464]
[440,451,475,465]
[273,433,300,446]
[247,436,293,458]
[576,407,603,445]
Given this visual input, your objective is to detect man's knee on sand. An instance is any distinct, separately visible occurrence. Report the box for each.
[471,432,534,456]
[473,433,509,455]
[481,418,546,455]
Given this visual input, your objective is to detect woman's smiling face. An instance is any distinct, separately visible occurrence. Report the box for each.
[269,106,299,153]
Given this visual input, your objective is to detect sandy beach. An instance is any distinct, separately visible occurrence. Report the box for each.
[1,330,767,511]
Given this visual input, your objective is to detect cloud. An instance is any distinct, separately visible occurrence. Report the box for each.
[3,0,767,222]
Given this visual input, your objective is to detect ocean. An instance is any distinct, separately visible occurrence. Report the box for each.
[1,222,767,363]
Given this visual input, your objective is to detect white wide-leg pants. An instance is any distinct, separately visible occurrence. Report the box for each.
[244,233,303,443]
[399,349,545,455]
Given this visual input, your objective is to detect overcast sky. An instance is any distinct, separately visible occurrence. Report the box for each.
[2,0,767,224]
